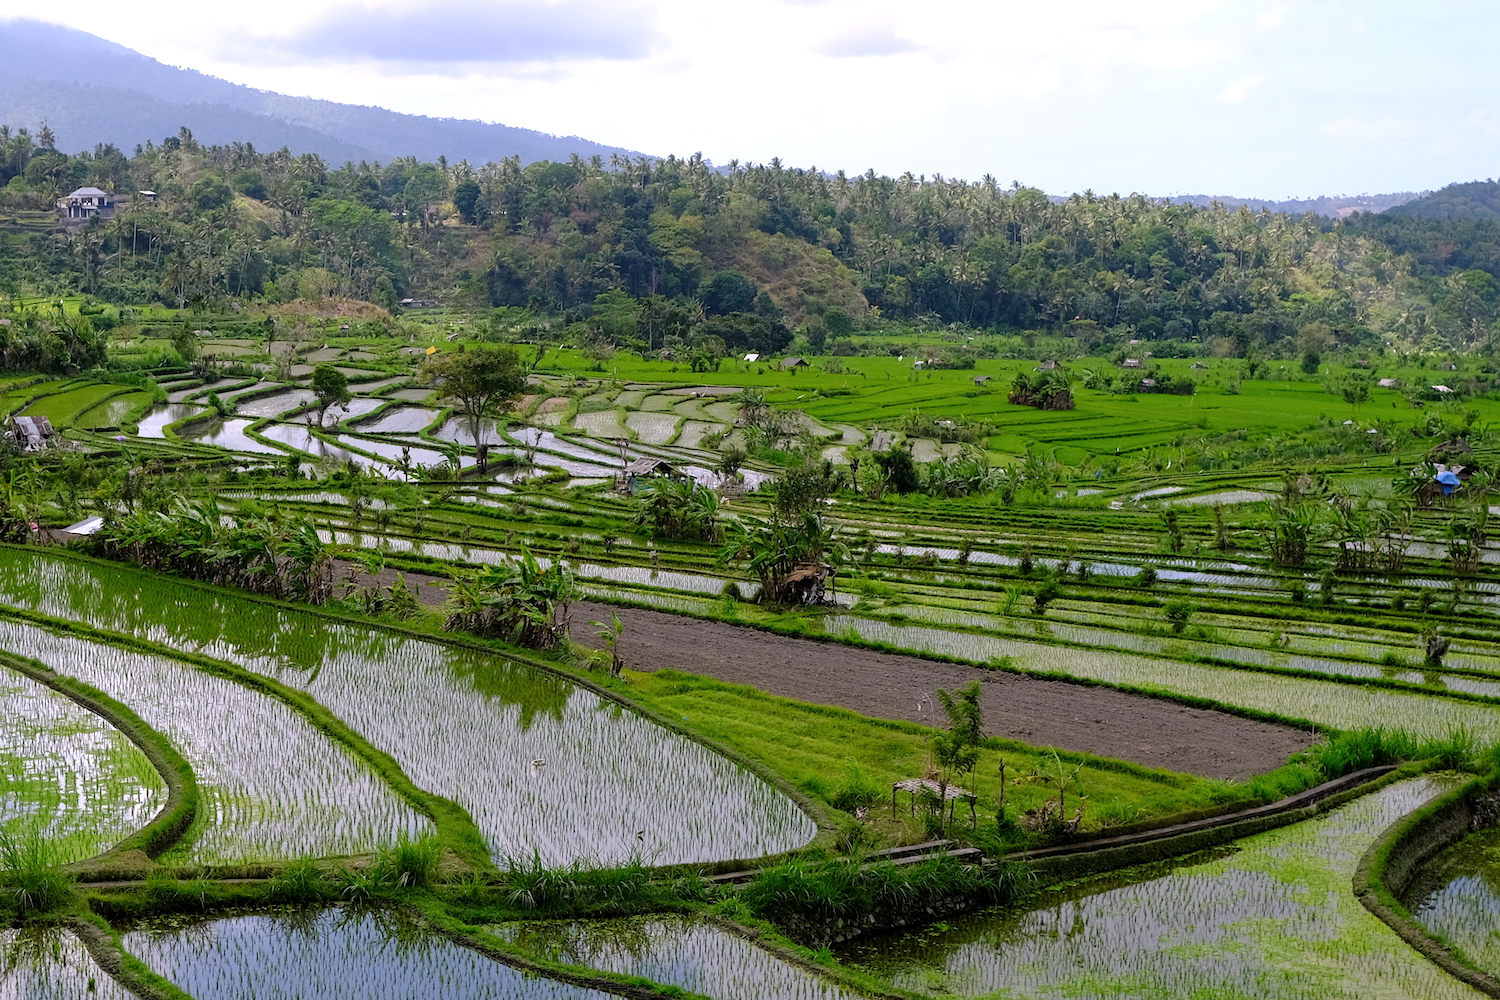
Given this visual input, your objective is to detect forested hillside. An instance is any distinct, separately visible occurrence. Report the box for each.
[1385,179,1500,221]
[5,123,1500,365]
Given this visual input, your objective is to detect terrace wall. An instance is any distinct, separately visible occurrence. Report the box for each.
[1356,769,1500,997]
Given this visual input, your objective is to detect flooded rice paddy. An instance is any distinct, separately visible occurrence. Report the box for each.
[122,907,615,1000]
[492,916,858,1000]
[135,403,206,437]
[355,407,439,434]
[0,551,814,866]
[839,776,1472,999]
[178,418,287,455]
[0,668,164,861]
[1403,825,1500,977]
[0,927,133,999]
[0,617,430,863]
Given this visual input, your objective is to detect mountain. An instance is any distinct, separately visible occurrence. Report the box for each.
[1383,180,1500,220]
[0,18,646,166]
[1161,191,1423,217]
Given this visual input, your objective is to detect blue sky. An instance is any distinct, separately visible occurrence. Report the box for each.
[3,0,1496,198]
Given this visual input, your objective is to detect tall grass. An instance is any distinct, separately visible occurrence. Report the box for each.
[497,851,654,911]
[739,854,1027,923]
[0,832,74,913]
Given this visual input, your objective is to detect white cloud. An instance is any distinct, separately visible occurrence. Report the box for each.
[1218,74,1264,103]
[2,0,1497,196]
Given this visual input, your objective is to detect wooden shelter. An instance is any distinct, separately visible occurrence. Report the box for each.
[891,777,976,824]
[779,357,809,369]
[776,562,836,605]
[8,416,54,452]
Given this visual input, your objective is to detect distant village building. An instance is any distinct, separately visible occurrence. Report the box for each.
[1190,362,1208,370]
[780,357,809,369]
[56,187,114,221]
[1440,362,1459,371]
[1121,358,1142,369]
[1431,385,1455,394]
[1038,360,1059,371]
[743,353,760,362]
[137,191,158,205]
[973,375,992,385]
[1378,378,1400,389]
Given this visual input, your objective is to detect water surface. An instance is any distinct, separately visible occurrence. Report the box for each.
[838,776,1471,999]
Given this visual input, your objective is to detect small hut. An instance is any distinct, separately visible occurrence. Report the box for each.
[1121,358,1142,369]
[776,562,835,605]
[780,357,809,369]
[8,416,54,452]
[1038,360,1059,371]
[1378,378,1400,389]
[621,456,686,494]
[1190,362,1208,370]
[973,375,992,386]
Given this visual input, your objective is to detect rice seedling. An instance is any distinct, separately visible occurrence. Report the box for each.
[0,618,430,864]
[0,669,165,862]
[838,776,1475,999]
[820,615,1500,741]
[1403,825,1500,977]
[121,907,618,999]
[0,552,813,866]
[492,914,862,1000]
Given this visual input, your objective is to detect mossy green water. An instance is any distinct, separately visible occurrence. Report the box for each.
[837,776,1478,999]
[0,669,164,863]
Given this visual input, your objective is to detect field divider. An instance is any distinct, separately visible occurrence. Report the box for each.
[1354,767,1500,997]
[405,901,723,1000]
[0,602,493,874]
[0,649,197,872]
[67,915,195,1000]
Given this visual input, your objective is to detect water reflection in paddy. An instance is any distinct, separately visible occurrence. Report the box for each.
[179,418,287,454]
[0,550,812,866]
[124,907,614,1000]
[1403,825,1500,976]
[837,776,1470,999]
[0,927,133,999]
[136,403,205,437]
[492,916,857,1000]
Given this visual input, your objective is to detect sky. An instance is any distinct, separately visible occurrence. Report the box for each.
[3,0,1497,198]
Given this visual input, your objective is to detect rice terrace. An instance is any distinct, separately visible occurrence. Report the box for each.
[10,19,1500,994]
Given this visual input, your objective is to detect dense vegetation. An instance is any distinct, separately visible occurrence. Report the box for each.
[8,125,1500,367]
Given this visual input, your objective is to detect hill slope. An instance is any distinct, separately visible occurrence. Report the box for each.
[0,18,645,165]
[1384,180,1500,220]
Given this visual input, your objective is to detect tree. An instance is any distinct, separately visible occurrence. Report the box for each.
[453,179,482,224]
[420,346,528,471]
[699,269,757,315]
[930,680,984,826]
[309,364,352,427]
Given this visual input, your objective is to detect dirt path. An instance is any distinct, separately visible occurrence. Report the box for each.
[357,564,1313,780]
